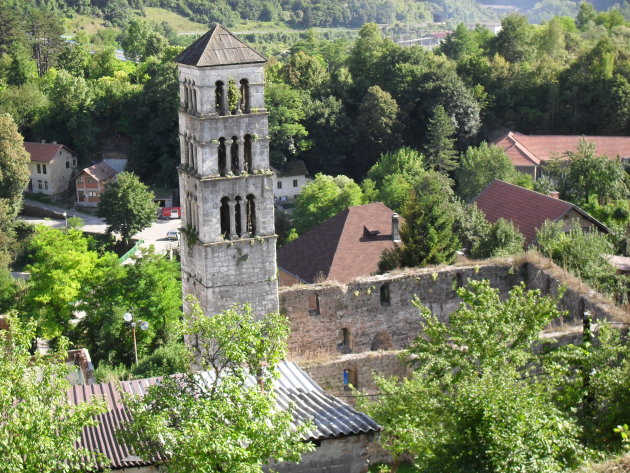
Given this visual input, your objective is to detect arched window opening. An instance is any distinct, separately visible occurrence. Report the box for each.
[338,328,351,354]
[235,196,243,236]
[230,137,239,174]
[215,81,225,116]
[239,79,250,113]
[244,135,253,172]
[246,194,256,236]
[188,141,194,168]
[183,80,189,110]
[228,80,239,114]
[186,82,192,113]
[192,85,197,114]
[220,197,230,239]
[218,138,227,176]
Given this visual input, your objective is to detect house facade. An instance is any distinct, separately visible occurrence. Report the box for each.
[75,162,118,207]
[493,131,630,179]
[24,141,78,196]
[272,160,310,203]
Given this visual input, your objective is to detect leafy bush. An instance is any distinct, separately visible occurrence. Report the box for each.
[132,342,190,378]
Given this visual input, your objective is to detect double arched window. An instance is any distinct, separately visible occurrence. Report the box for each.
[216,135,254,175]
[215,78,250,116]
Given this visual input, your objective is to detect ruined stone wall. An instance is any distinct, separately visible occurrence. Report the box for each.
[280,256,627,360]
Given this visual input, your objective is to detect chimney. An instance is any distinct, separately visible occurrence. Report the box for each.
[549,191,560,199]
[391,213,400,242]
[52,140,57,144]
[41,140,46,144]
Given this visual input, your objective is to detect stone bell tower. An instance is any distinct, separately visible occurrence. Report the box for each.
[174,25,278,317]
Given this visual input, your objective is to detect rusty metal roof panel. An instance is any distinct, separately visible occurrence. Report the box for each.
[68,362,380,470]
[175,24,266,67]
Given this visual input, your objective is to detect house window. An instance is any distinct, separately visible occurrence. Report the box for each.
[66,161,70,168]
[88,178,94,184]
[88,191,97,197]
[38,180,42,189]
[293,179,298,187]
[44,181,48,190]
[72,160,76,166]
[42,164,47,174]
[277,181,282,189]
[36,164,41,174]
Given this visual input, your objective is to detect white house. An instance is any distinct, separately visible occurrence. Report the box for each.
[272,160,310,203]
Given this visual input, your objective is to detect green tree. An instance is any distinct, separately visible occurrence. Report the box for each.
[476,218,526,257]
[359,280,584,473]
[495,14,534,63]
[456,142,517,201]
[378,172,461,271]
[423,105,459,173]
[439,23,480,61]
[22,226,119,338]
[97,171,157,245]
[0,113,30,219]
[576,1,597,30]
[363,147,426,211]
[292,173,364,234]
[0,315,108,472]
[454,202,492,258]
[544,139,629,205]
[25,9,64,77]
[281,51,329,93]
[356,85,399,144]
[118,303,314,472]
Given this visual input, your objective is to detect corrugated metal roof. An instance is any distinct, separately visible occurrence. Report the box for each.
[68,361,380,470]
[175,24,266,67]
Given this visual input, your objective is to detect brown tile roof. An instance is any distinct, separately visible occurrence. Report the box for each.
[24,141,77,163]
[278,202,398,284]
[68,362,380,470]
[473,180,608,244]
[174,24,266,67]
[493,131,630,167]
[79,162,117,182]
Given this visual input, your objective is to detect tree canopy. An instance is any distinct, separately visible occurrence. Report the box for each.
[0,315,108,472]
[97,171,157,244]
[118,303,314,473]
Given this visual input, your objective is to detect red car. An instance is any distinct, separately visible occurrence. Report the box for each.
[159,207,181,219]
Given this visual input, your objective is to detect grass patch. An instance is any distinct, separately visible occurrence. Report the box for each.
[64,14,114,35]
[369,463,419,473]
[144,7,206,34]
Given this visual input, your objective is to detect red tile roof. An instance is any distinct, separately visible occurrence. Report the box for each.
[24,141,77,163]
[79,162,118,182]
[473,180,608,244]
[278,202,398,284]
[493,131,630,167]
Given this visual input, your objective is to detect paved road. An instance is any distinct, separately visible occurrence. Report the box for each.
[20,199,181,254]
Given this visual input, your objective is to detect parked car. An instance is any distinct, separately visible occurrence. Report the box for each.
[166,231,180,241]
[159,207,181,219]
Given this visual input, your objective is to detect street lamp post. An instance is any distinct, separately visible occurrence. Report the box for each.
[123,312,149,366]
[63,211,68,228]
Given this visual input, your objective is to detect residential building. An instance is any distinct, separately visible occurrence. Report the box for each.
[473,180,610,245]
[278,202,401,286]
[272,160,310,203]
[69,361,381,472]
[493,131,630,178]
[24,141,78,196]
[75,162,117,207]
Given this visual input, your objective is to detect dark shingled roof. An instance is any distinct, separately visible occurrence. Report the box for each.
[174,24,266,67]
[68,362,380,470]
[278,202,398,284]
[473,180,609,245]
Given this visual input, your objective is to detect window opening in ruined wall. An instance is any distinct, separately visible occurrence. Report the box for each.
[308,293,320,316]
[338,328,351,354]
[235,196,242,236]
[343,368,357,390]
[380,283,390,306]
[244,134,252,172]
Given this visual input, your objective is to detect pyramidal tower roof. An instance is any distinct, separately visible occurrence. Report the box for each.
[175,24,267,67]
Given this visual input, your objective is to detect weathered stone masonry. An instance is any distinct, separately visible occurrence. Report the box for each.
[282,256,627,395]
